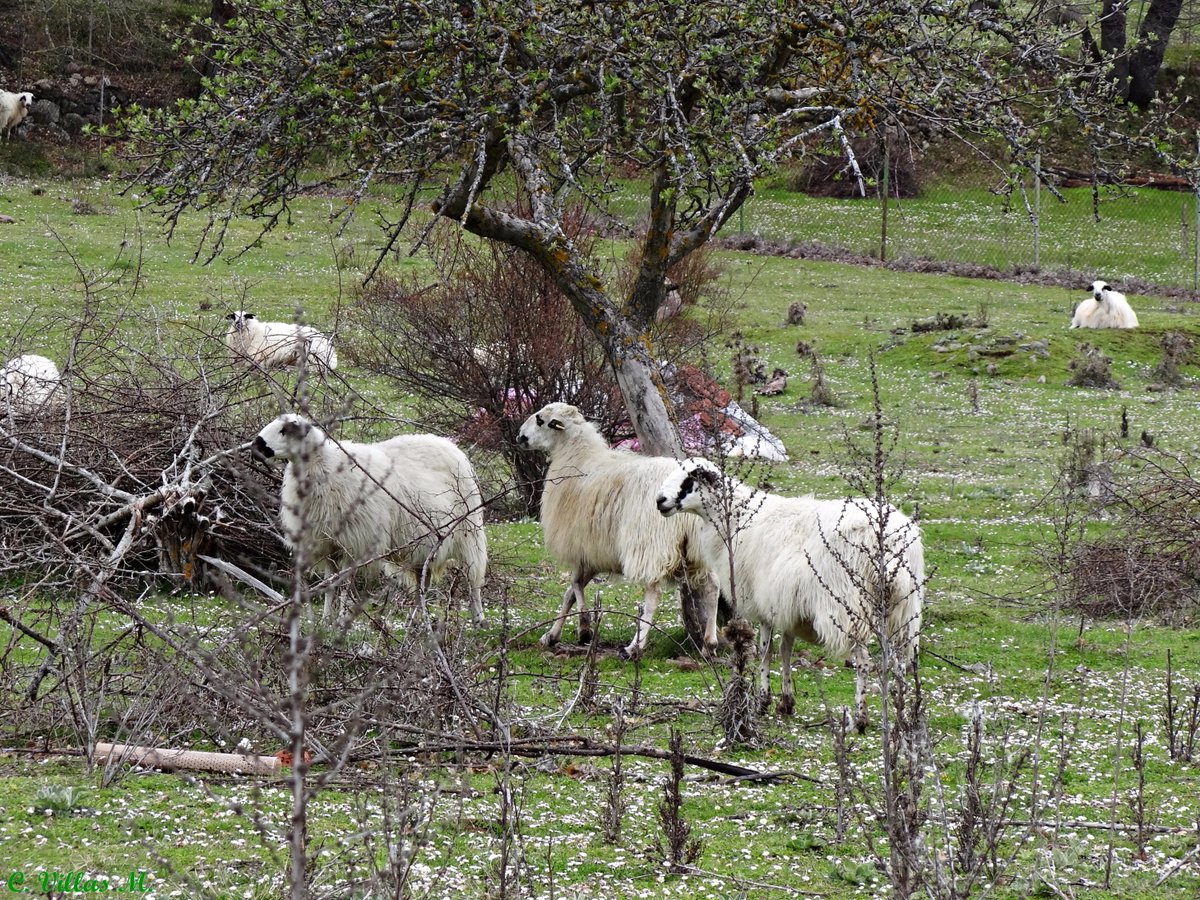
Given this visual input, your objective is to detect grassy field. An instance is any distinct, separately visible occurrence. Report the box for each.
[609,173,1200,290]
[1,174,1200,898]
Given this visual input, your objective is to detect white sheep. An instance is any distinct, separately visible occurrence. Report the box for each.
[516,402,719,658]
[0,90,33,141]
[655,458,924,728]
[253,414,488,621]
[2,354,62,414]
[226,311,338,372]
[1070,281,1138,329]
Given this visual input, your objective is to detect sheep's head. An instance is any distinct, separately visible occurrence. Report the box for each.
[253,413,321,461]
[1091,280,1114,302]
[655,458,722,517]
[18,92,33,110]
[227,311,257,333]
[516,402,585,451]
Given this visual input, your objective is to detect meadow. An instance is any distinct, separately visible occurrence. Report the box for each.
[1,173,1199,898]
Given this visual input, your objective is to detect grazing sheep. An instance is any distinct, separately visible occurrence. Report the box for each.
[2,354,62,414]
[516,402,719,657]
[655,459,924,728]
[227,312,338,372]
[0,90,33,141]
[1070,281,1138,330]
[252,414,488,621]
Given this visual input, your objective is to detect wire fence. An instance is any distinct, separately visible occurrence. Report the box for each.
[729,159,1200,293]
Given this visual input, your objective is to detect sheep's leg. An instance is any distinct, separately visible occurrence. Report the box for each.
[468,583,485,628]
[699,576,720,654]
[777,633,795,717]
[851,645,871,733]
[575,575,596,645]
[622,582,661,659]
[540,572,592,647]
[757,623,773,714]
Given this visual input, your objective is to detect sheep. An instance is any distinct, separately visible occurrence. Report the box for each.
[226,312,338,373]
[516,402,719,658]
[2,354,62,414]
[0,90,33,141]
[655,458,924,728]
[252,414,488,621]
[1070,281,1138,330]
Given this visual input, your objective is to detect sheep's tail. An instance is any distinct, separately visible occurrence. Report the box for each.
[884,519,924,664]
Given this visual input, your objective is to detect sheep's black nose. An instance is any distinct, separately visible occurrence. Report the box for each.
[517,433,529,446]
[655,495,669,512]
[251,436,273,460]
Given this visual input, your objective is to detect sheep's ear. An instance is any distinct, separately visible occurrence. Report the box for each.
[548,417,565,431]
[244,313,256,320]
[280,419,308,439]
[226,312,237,320]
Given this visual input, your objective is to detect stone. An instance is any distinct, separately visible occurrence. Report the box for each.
[61,113,87,134]
[29,99,60,126]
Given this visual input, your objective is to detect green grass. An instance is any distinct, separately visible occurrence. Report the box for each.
[2,177,1200,897]
[609,174,1200,288]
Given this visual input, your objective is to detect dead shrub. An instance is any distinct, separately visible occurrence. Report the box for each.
[1067,343,1119,389]
[782,136,921,199]
[1152,331,1195,387]
[347,209,732,517]
[1068,448,1200,623]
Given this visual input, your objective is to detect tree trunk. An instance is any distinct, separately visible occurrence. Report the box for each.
[1128,0,1183,108]
[454,202,683,457]
[1099,0,1129,96]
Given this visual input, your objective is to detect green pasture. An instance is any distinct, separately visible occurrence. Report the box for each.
[609,174,1200,289]
[1,175,1199,897]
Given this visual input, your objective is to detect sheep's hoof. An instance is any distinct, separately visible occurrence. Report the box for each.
[618,644,641,661]
[577,628,593,646]
[854,714,869,734]
[538,632,558,649]
[776,694,795,717]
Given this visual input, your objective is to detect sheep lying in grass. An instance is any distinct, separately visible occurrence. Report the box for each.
[1070,281,1138,330]
[2,354,62,414]
[253,414,488,621]
[0,90,33,141]
[655,458,924,728]
[517,402,718,658]
[227,312,338,372]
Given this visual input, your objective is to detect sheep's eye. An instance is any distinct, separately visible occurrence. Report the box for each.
[678,475,694,498]
[535,415,543,426]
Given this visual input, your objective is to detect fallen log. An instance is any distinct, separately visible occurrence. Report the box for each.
[94,742,281,776]
[389,731,815,784]
[1041,165,1193,192]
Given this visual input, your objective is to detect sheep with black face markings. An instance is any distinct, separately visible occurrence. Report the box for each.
[1070,281,1138,330]
[3,354,62,415]
[655,458,923,728]
[516,402,718,658]
[252,414,488,621]
[0,90,33,141]
[227,311,338,372]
